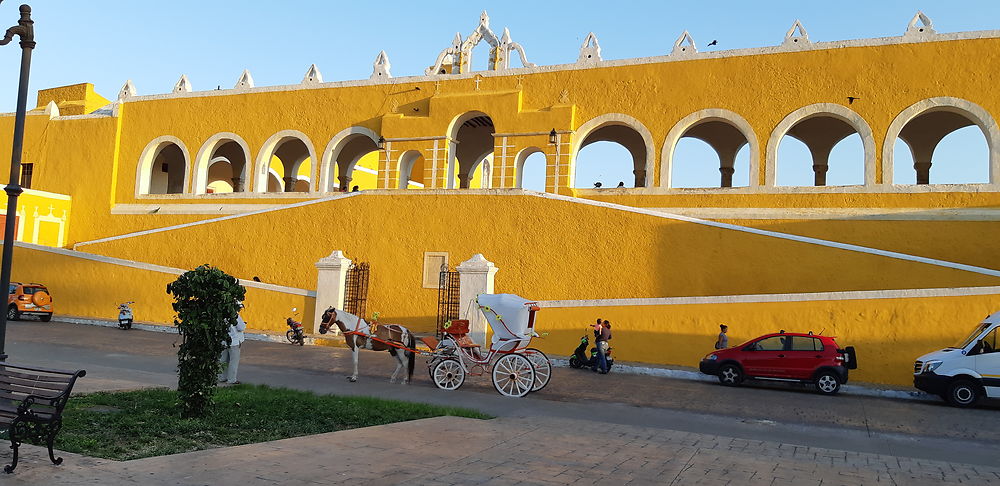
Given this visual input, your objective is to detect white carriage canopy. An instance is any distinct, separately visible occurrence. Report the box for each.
[477,293,534,348]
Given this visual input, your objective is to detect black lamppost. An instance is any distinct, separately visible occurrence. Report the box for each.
[0,2,34,360]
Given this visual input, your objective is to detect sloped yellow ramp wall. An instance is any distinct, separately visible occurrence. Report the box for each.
[9,242,314,333]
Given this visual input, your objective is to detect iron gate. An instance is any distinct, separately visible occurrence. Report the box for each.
[344,262,370,319]
[436,264,460,339]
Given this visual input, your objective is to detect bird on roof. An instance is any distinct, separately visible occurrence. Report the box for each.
[594,182,602,188]
[708,40,718,46]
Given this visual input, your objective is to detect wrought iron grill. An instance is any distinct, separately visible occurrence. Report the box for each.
[436,265,461,339]
[344,262,370,319]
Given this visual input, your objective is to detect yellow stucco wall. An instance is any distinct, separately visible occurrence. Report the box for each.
[9,189,72,247]
[34,83,110,116]
[75,193,1000,333]
[9,244,314,334]
[533,291,1000,387]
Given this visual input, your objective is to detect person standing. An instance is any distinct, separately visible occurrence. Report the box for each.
[715,324,729,350]
[219,302,247,385]
[592,319,612,374]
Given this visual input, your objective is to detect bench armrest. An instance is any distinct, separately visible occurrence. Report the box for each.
[15,393,63,418]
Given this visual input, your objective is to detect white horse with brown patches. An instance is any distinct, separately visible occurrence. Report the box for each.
[319,307,415,384]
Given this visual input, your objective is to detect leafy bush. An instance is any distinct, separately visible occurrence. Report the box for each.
[166,265,246,418]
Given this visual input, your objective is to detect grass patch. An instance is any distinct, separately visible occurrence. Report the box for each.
[54,385,490,461]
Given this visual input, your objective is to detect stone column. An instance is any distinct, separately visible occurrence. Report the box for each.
[338,174,353,192]
[457,173,471,189]
[719,167,735,188]
[456,254,498,347]
[632,169,647,188]
[313,251,352,334]
[810,146,833,187]
[231,177,245,192]
[282,176,297,192]
[914,161,932,185]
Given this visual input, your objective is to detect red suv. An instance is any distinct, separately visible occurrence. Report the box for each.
[699,332,857,395]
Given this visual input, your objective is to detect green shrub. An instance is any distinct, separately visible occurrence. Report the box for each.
[166,264,246,418]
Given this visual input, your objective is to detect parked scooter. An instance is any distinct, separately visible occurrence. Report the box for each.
[568,331,614,372]
[286,307,305,346]
[117,302,134,330]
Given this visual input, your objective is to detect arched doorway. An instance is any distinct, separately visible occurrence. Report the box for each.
[254,131,316,193]
[572,114,654,188]
[137,137,189,195]
[398,150,426,189]
[515,148,546,191]
[322,128,381,192]
[193,134,250,194]
[885,98,997,185]
[449,112,495,189]
[767,104,875,187]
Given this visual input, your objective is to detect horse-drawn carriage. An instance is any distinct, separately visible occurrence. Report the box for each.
[424,294,551,397]
[319,293,551,398]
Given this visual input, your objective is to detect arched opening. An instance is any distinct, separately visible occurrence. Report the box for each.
[398,150,426,189]
[138,139,188,195]
[768,104,874,187]
[515,148,546,191]
[670,120,752,188]
[449,112,495,189]
[267,170,282,192]
[575,142,635,188]
[254,131,316,193]
[328,133,380,192]
[573,114,653,188]
[467,153,493,188]
[193,134,250,194]
[776,116,865,186]
[892,109,991,185]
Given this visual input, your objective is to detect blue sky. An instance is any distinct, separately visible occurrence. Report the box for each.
[0,1,995,189]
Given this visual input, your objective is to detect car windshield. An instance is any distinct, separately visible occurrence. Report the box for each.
[954,322,992,349]
[22,286,45,294]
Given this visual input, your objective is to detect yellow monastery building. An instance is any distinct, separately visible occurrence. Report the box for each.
[3,12,1000,385]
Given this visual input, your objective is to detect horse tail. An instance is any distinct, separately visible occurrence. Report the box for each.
[406,330,415,382]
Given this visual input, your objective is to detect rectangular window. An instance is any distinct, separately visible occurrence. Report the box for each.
[791,336,824,352]
[422,252,449,288]
[19,163,32,189]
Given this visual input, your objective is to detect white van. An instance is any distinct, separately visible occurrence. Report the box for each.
[914,312,1000,407]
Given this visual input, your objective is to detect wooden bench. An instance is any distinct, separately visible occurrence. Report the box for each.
[0,363,86,473]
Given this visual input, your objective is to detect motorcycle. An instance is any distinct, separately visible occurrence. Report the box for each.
[568,332,614,372]
[286,307,305,346]
[117,301,134,330]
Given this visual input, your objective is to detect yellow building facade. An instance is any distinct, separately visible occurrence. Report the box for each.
[3,12,1000,385]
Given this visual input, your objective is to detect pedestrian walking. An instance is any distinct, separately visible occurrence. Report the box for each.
[219,301,247,385]
[715,324,729,349]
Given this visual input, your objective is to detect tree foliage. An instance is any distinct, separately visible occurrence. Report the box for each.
[167,265,246,418]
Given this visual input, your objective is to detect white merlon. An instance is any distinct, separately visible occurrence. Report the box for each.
[370,51,391,80]
[905,11,936,37]
[783,20,810,46]
[577,32,602,64]
[117,79,136,101]
[172,74,192,94]
[672,30,697,55]
[235,69,255,89]
[302,64,323,84]
[43,100,59,118]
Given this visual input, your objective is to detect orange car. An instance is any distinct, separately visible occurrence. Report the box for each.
[7,282,53,322]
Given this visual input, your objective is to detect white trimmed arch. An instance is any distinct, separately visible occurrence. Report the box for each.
[766,103,876,187]
[135,135,191,197]
[659,108,759,188]
[514,146,545,189]
[253,129,318,193]
[319,126,380,192]
[882,97,1000,185]
[571,113,655,188]
[397,150,424,189]
[192,132,251,194]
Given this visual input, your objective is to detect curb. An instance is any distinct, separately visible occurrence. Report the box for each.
[54,316,934,403]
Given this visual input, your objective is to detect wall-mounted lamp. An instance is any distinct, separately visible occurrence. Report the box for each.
[548,129,557,145]
[377,136,386,150]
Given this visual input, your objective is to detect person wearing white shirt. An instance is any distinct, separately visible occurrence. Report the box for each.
[219,303,247,385]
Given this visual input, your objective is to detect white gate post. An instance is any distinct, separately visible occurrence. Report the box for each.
[314,250,352,334]
[457,254,498,346]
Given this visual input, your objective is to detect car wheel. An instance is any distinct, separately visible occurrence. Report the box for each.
[39,314,51,322]
[568,356,582,369]
[814,371,841,395]
[718,364,743,386]
[946,379,980,408]
[6,305,19,321]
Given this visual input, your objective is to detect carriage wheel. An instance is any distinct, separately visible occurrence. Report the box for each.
[432,358,465,391]
[523,348,552,392]
[491,354,535,398]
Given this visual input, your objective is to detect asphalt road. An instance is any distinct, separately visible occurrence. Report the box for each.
[5,319,1000,467]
